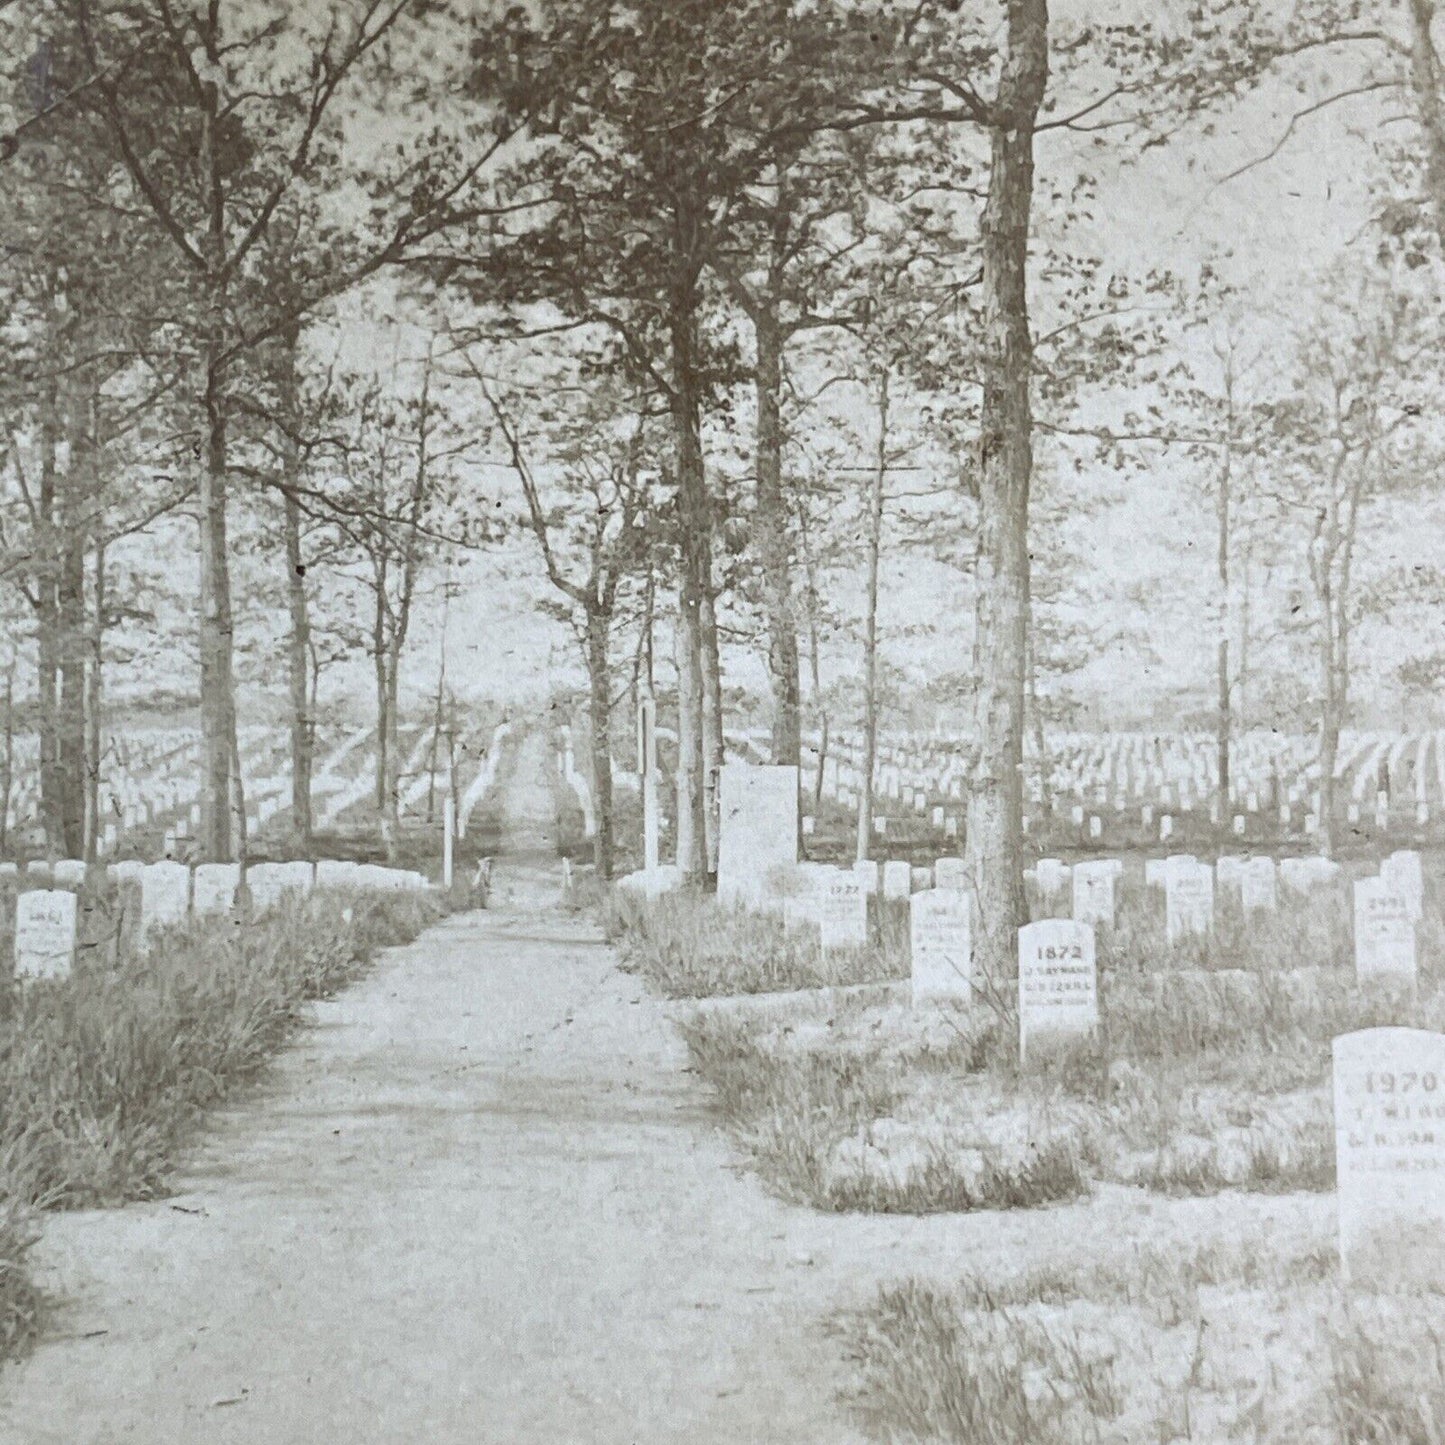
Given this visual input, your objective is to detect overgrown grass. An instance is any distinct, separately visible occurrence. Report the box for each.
[603,887,906,998]
[0,880,449,1365]
[837,1235,1445,1444]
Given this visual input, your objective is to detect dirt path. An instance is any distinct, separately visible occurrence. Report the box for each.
[0,741,871,1443]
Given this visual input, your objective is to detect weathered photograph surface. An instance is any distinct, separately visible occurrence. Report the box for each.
[0,1,1442,1440]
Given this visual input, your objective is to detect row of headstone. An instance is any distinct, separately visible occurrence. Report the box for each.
[904,895,1099,1063]
[10,858,432,980]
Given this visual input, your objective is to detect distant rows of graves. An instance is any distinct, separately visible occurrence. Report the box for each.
[1,720,511,857]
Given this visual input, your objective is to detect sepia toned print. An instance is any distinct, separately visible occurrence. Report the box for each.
[4,0,1445,1440]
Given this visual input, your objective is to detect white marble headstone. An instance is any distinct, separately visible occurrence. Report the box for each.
[1165,861,1213,944]
[1240,856,1277,914]
[192,863,239,916]
[1382,850,1424,922]
[716,764,799,909]
[933,857,968,893]
[52,859,87,889]
[139,861,191,945]
[14,888,78,980]
[819,874,868,952]
[1334,1028,1445,1284]
[1353,876,1416,983]
[881,860,912,901]
[852,859,880,896]
[1071,860,1116,928]
[1018,919,1098,1062]
[910,889,971,1004]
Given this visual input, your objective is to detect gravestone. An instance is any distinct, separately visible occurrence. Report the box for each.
[1144,858,1165,889]
[716,764,799,909]
[13,888,78,980]
[1333,1028,1445,1286]
[52,859,87,888]
[853,859,880,896]
[1353,877,1416,983]
[138,861,190,946]
[882,860,912,901]
[910,889,972,1004]
[782,886,818,935]
[1071,860,1116,928]
[192,863,239,916]
[1214,855,1246,891]
[933,857,967,893]
[280,861,315,894]
[1165,861,1213,944]
[246,862,312,912]
[1018,920,1098,1063]
[1035,858,1071,901]
[1240,856,1277,914]
[1382,850,1424,922]
[315,859,362,890]
[819,874,868,952]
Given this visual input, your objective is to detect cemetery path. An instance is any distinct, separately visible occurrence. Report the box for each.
[1,859,872,1445]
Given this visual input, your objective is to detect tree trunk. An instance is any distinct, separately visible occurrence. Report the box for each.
[670,289,710,882]
[197,68,238,863]
[228,686,248,864]
[856,367,888,865]
[85,540,104,863]
[1216,431,1232,822]
[754,314,801,769]
[279,320,314,852]
[0,662,13,857]
[36,358,61,855]
[700,588,723,878]
[1318,607,1340,859]
[373,596,389,819]
[382,641,402,861]
[283,492,313,848]
[965,0,1049,990]
[199,352,238,863]
[1408,0,1445,248]
[585,610,615,879]
[58,388,89,857]
[1025,607,1050,822]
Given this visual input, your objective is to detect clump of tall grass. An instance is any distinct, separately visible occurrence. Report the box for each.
[838,1237,1393,1444]
[837,1278,1122,1445]
[603,887,904,999]
[678,1011,899,1201]
[0,1192,44,1365]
